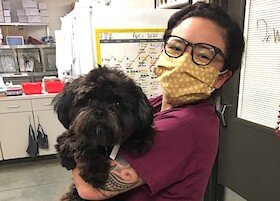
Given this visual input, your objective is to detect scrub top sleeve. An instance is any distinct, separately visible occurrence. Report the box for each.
[120,110,197,195]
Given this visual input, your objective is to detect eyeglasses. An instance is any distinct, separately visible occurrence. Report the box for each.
[164,35,227,66]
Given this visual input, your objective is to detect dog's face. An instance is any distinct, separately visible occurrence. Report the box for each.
[53,67,153,147]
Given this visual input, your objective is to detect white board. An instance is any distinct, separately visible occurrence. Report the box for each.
[90,8,176,97]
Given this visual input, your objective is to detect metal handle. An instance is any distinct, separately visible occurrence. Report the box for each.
[44,103,52,106]
[217,104,232,127]
[7,105,19,109]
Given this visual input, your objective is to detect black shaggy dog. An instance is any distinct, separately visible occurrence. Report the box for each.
[53,66,155,200]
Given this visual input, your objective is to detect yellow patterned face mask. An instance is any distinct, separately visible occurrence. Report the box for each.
[154,52,223,106]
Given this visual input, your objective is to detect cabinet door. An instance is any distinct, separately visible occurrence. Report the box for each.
[0,145,3,160]
[33,110,65,155]
[0,112,34,160]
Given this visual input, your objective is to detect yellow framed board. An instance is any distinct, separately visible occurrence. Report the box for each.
[94,28,165,98]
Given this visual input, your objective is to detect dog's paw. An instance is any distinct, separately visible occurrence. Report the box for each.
[80,165,109,188]
[78,153,110,188]
[61,158,76,170]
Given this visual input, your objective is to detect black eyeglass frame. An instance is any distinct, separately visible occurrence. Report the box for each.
[164,35,227,66]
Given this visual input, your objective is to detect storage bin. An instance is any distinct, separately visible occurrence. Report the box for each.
[21,82,42,94]
[44,81,64,93]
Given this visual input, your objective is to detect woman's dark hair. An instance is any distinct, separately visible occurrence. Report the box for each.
[163,2,245,73]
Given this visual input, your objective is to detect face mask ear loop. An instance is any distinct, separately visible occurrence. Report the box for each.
[219,69,229,75]
[211,88,216,93]
[211,69,229,92]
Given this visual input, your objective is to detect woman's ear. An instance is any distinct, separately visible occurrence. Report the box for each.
[213,70,232,89]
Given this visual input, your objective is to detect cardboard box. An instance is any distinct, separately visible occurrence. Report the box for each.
[2,1,11,10]
[0,15,4,23]
[3,9,10,17]
[17,9,26,16]
[22,0,38,8]
[18,15,28,23]
[38,3,47,9]
[41,16,49,24]
[1,26,28,39]
[4,16,11,23]
[0,12,3,23]
[27,15,41,23]
[25,8,39,15]
[39,9,48,16]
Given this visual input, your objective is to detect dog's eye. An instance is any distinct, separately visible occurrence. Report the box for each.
[109,102,120,109]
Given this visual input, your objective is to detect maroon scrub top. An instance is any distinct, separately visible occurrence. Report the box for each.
[120,95,220,201]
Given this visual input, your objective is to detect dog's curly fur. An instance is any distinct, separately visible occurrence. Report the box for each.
[53,66,155,201]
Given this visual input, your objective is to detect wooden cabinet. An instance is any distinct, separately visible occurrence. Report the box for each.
[0,95,65,160]
[0,99,34,159]
[31,98,65,156]
[0,148,3,160]
[0,112,34,159]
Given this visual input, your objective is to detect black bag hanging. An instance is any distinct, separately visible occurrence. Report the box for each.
[37,123,49,149]
[26,124,39,158]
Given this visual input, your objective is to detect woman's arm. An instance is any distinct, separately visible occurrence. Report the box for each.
[73,154,145,200]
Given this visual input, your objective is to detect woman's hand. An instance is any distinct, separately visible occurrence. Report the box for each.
[72,168,101,200]
[72,155,145,200]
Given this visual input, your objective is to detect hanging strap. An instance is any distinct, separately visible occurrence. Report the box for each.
[37,123,49,149]
[37,123,45,135]
[29,124,36,139]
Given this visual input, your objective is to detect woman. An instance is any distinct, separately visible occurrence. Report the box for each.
[72,2,245,200]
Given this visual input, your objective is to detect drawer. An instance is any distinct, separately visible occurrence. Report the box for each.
[0,99,32,113]
[31,98,55,111]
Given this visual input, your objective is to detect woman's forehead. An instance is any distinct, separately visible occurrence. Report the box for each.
[171,17,227,53]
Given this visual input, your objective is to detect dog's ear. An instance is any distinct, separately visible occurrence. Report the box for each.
[137,87,154,128]
[123,87,154,154]
[52,82,75,129]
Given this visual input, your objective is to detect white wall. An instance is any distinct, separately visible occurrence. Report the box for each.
[8,0,77,40]
[7,0,154,40]
[37,0,77,36]
[110,0,154,8]
[42,0,154,37]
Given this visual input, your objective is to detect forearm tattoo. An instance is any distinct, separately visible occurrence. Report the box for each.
[99,155,141,194]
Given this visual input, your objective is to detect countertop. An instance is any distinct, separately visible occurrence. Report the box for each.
[0,93,58,101]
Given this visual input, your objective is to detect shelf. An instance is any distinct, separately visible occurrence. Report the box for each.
[1,71,57,78]
[0,23,49,26]
[0,44,55,49]
[157,0,189,9]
